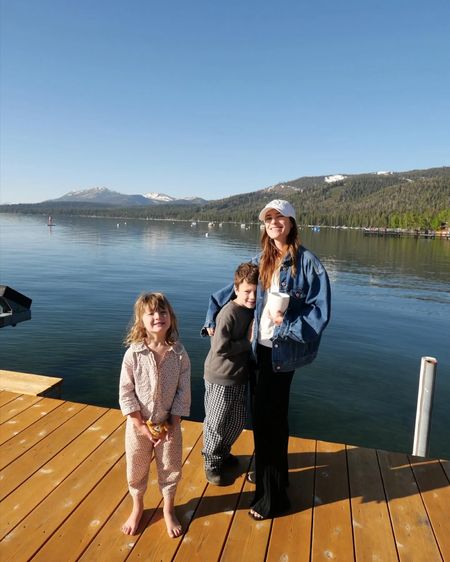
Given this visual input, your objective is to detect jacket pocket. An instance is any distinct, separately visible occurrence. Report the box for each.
[272,336,320,371]
[288,288,305,302]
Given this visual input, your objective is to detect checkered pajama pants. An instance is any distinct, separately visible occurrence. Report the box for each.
[202,380,247,470]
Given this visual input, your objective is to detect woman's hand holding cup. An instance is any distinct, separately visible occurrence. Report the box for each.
[267,292,290,325]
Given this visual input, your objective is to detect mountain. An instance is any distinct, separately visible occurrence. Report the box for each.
[144,192,207,205]
[1,167,449,229]
[48,187,207,206]
[52,187,151,206]
[128,166,449,228]
[195,166,449,228]
[144,192,176,203]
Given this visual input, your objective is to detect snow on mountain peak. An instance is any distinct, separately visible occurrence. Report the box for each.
[143,192,175,202]
[65,187,110,197]
[325,174,347,184]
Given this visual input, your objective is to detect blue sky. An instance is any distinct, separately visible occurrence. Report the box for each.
[1,0,449,203]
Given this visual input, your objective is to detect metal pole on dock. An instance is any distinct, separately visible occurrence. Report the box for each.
[412,356,438,457]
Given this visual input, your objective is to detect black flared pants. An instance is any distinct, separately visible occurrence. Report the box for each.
[251,344,294,517]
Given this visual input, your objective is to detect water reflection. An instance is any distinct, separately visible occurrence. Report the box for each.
[1,213,449,458]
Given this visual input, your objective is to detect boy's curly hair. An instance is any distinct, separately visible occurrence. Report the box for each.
[234,262,259,286]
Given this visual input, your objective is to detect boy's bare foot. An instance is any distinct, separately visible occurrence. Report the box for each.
[163,508,182,538]
[122,503,143,535]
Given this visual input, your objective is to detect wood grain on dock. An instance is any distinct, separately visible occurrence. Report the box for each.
[0,390,449,561]
[0,369,62,398]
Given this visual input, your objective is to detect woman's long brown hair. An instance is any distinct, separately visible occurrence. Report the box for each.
[259,218,300,289]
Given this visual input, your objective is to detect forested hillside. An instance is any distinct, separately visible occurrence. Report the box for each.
[1,167,449,229]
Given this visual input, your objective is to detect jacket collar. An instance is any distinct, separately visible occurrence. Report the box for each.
[130,341,148,352]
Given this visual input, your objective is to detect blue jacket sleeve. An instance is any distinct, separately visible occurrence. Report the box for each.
[200,253,260,337]
[276,254,331,343]
[201,282,235,336]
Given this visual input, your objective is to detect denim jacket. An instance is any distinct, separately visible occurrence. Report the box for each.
[201,246,331,372]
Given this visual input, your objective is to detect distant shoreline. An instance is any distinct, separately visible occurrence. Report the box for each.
[1,210,449,238]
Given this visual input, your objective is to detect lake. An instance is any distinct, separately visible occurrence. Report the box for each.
[1,213,449,458]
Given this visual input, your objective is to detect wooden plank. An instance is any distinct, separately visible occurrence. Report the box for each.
[218,430,276,562]
[0,397,66,449]
[0,394,42,423]
[0,409,124,540]
[175,428,254,562]
[126,423,207,562]
[78,419,204,562]
[347,446,397,561]
[32,456,128,561]
[409,456,450,559]
[0,401,85,469]
[1,397,449,562]
[219,476,270,561]
[0,369,62,396]
[0,422,126,561]
[378,450,442,562]
[0,390,19,407]
[0,404,107,501]
[79,482,159,561]
[266,437,316,562]
[311,440,354,562]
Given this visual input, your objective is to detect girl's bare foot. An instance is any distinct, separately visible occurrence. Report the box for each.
[163,508,182,538]
[122,500,143,535]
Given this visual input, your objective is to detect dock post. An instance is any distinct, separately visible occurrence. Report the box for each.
[412,356,438,457]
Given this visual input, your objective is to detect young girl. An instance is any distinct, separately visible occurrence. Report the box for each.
[119,292,191,538]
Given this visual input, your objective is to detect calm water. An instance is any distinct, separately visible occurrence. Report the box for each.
[1,213,449,458]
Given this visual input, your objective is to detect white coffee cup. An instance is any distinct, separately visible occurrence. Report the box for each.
[267,292,290,316]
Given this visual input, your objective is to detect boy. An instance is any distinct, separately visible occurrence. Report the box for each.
[202,262,258,485]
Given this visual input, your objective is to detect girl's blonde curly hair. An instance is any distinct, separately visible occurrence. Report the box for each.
[124,292,179,346]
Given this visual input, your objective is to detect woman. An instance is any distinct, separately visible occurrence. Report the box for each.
[202,199,331,519]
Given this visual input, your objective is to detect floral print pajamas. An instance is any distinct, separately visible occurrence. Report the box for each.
[119,341,191,499]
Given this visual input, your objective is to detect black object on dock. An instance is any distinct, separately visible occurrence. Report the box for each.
[0,285,32,328]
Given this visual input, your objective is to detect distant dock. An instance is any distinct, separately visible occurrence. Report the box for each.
[1,371,449,561]
[363,227,449,239]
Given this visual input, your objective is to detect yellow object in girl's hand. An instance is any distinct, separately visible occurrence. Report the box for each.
[146,420,169,438]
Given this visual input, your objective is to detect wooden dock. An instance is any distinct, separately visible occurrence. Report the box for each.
[1,391,449,561]
[0,369,62,398]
